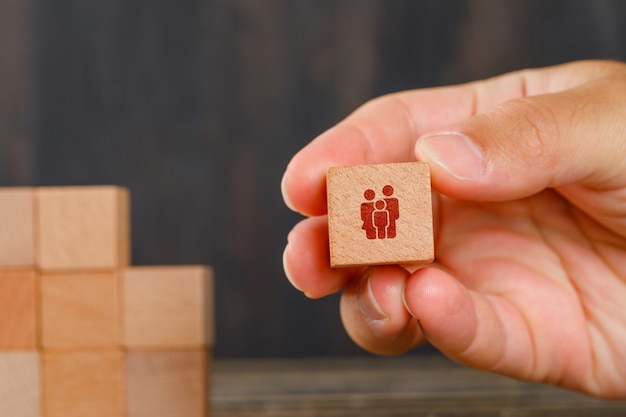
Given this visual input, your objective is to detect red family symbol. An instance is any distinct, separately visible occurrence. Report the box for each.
[360,185,399,240]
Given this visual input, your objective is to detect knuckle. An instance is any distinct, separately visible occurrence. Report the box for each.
[490,97,562,168]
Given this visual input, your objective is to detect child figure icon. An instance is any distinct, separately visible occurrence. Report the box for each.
[360,185,399,240]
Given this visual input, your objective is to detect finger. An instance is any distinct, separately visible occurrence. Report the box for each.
[281,60,606,217]
[340,265,424,355]
[283,216,361,298]
[281,84,481,217]
[403,267,531,377]
[402,267,594,389]
[415,60,626,201]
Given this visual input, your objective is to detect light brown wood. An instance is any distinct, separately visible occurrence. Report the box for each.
[36,186,130,271]
[327,162,434,267]
[42,350,125,417]
[123,266,213,348]
[40,272,121,349]
[0,269,38,349]
[126,349,209,417]
[0,187,35,267]
[0,352,41,417]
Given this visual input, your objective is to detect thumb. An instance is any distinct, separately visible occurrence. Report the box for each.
[415,69,626,202]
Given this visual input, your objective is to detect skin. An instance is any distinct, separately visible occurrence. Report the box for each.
[281,60,626,399]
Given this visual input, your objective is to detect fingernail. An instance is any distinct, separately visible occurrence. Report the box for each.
[401,286,416,318]
[417,132,485,181]
[358,269,388,322]
[280,173,296,211]
[282,244,303,292]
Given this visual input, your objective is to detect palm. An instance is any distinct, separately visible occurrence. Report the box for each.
[434,189,626,395]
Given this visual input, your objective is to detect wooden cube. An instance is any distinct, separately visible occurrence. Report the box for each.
[123,266,213,348]
[0,269,38,349]
[326,162,434,267]
[36,186,130,271]
[126,349,209,417]
[42,350,125,417]
[0,352,41,417]
[0,187,35,267]
[40,272,121,349]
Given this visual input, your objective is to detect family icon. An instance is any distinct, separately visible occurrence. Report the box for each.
[360,185,399,240]
[326,162,433,267]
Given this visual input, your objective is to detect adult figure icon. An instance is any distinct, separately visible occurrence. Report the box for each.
[360,189,377,239]
[382,185,399,238]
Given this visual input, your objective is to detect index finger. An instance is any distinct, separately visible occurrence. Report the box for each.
[280,84,479,217]
[280,61,601,217]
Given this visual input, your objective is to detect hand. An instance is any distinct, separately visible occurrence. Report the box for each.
[281,60,626,399]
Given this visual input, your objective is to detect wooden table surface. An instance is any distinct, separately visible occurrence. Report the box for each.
[212,354,626,416]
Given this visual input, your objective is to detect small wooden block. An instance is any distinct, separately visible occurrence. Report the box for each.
[327,162,434,267]
[36,186,130,271]
[40,272,121,349]
[0,269,38,349]
[42,350,125,417]
[0,352,42,417]
[126,349,209,417]
[0,187,35,267]
[123,266,214,348]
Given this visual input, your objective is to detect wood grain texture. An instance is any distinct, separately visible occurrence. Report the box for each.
[213,355,626,416]
[0,352,41,417]
[126,349,209,417]
[40,272,120,349]
[0,188,34,267]
[0,269,38,349]
[327,163,433,267]
[36,186,130,271]
[42,350,125,417]
[123,266,213,348]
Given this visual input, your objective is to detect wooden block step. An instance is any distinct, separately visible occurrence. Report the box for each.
[0,187,35,268]
[36,186,130,271]
[40,271,121,349]
[123,266,214,349]
[0,352,41,417]
[0,269,38,349]
[42,350,125,417]
[126,349,209,417]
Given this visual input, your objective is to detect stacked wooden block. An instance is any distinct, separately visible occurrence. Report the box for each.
[0,186,213,417]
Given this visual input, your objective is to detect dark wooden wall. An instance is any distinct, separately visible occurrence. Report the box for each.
[1,0,626,358]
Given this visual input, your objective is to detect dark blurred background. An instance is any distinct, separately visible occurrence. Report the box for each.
[1,0,625,358]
